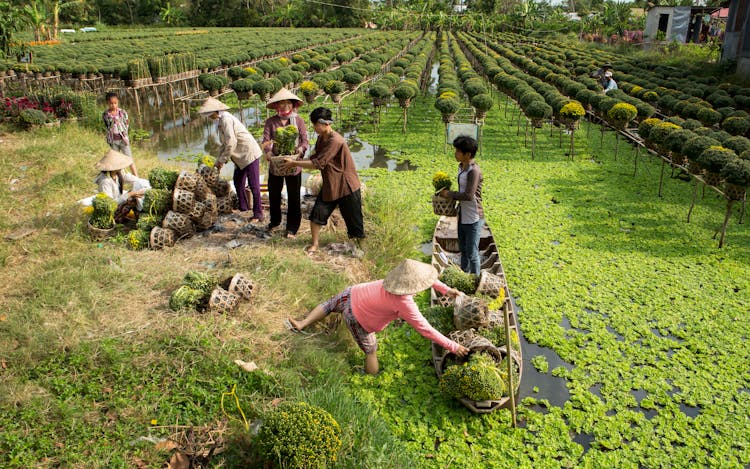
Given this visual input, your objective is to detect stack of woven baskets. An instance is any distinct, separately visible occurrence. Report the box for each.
[150,166,237,250]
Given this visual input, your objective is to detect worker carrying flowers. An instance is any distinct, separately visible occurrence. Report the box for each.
[199,97,264,222]
[261,88,309,239]
[286,259,470,375]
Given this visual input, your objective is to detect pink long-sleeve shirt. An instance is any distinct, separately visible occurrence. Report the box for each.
[350,280,461,353]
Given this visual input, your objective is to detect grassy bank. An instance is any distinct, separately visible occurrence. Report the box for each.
[0,123,416,467]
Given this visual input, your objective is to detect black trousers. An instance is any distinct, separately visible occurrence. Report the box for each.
[309,189,365,239]
[268,172,302,234]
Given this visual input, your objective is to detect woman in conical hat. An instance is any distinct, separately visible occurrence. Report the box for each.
[286,259,469,375]
[199,97,264,221]
[94,149,148,221]
[261,88,309,238]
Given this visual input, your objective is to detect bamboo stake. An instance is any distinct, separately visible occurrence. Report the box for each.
[658,159,665,197]
[717,200,735,248]
[502,302,517,428]
[687,180,700,223]
[740,199,746,224]
[569,127,575,161]
[633,145,639,177]
[614,133,619,161]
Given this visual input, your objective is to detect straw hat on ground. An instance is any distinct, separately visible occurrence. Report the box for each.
[198,97,230,115]
[95,149,134,172]
[266,88,303,109]
[383,259,439,295]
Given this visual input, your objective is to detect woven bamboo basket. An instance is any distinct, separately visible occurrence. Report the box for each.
[705,171,722,187]
[193,177,209,201]
[269,155,298,177]
[198,164,220,188]
[228,273,255,300]
[476,271,506,298]
[435,292,456,308]
[149,226,176,250]
[212,179,230,198]
[195,210,216,231]
[162,211,195,237]
[203,193,218,216]
[453,295,489,331]
[216,195,234,215]
[487,310,505,328]
[432,194,458,217]
[86,220,115,240]
[175,171,199,192]
[188,200,206,221]
[173,189,195,214]
[724,183,747,201]
[209,287,240,313]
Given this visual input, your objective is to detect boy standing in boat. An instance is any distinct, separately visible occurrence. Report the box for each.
[439,136,484,275]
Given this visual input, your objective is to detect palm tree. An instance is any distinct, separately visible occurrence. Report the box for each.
[159,2,185,26]
[51,0,83,39]
[23,0,48,42]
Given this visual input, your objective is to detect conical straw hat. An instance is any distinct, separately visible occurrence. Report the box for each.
[198,97,230,114]
[95,149,133,171]
[383,259,439,295]
[266,88,303,109]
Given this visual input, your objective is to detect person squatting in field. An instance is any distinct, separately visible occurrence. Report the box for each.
[286,259,470,375]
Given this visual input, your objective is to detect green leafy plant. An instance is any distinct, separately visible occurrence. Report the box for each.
[135,214,163,232]
[432,171,452,192]
[471,93,494,113]
[17,109,50,129]
[440,352,506,401]
[148,168,179,191]
[698,146,734,174]
[638,118,662,141]
[435,95,460,116]
[274,125,299,156]
[559,101,585,121]
[90,193,117,229]
[142,189,171,216]
[256,401,342,469]
[168,285,205,312]
[525,100,552,120]
[126,229,150,250]
[607,102,637,123]
[721,157,750,186]
[323,80,345,95]
[300,80,319,97]
[439,265,478,294]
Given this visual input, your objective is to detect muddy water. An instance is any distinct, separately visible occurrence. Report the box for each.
[129,100,415,181]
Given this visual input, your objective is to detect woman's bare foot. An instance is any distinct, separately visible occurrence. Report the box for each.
[288,318,302,330]
[304,245,318,256]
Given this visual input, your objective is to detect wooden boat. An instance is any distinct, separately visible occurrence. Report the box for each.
[430,216,523,414]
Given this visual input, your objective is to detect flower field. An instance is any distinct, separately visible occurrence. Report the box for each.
[1,28,749,467]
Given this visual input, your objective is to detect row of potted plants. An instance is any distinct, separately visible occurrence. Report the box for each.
[3,28,366,82]
[447,33,493,121]
[639,117,750,199]
[222,32,415,102]
[497,32,750,138]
